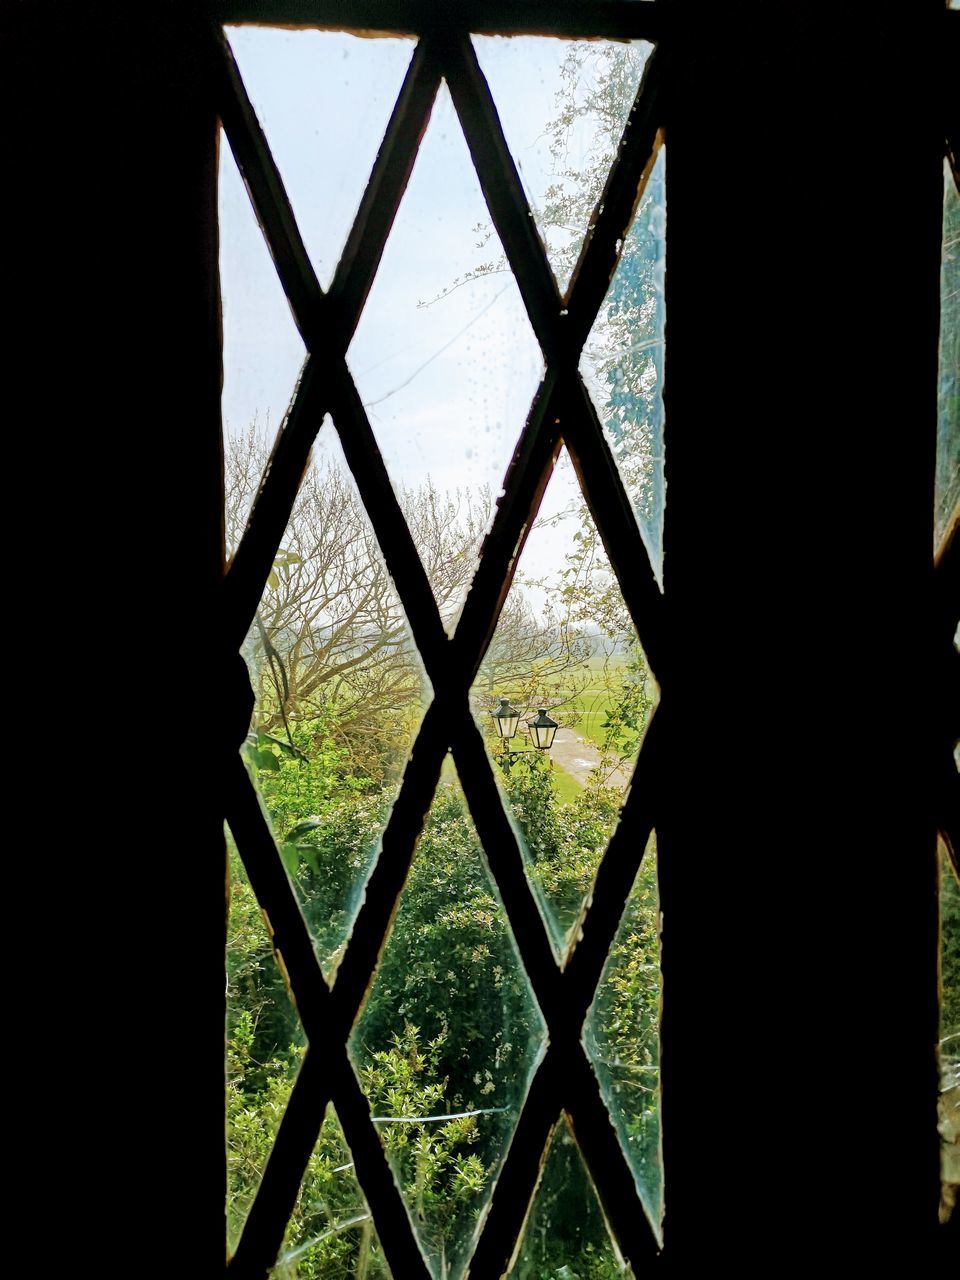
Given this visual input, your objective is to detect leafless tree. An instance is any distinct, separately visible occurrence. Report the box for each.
[475,586,592,725]
[226,426,591,770]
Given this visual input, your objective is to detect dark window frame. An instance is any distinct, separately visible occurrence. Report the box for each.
[14,4,954,1276]
[219,10,671,1276]
[216,4,960,1275]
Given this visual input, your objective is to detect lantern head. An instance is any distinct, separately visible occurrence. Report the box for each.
[529,707,559,750]
[492,697,521,740]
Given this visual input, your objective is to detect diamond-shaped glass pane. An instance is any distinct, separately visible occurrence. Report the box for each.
[936,160,959,558]
[940,836,960,1225]
[226,28,415,289]
[472,37,654,296]
[227,833,306,1252]
[220,140,306,543]
[271,1105,392,1278]
[509,1116,630,1277]
[584,831,662,1240]
[347,82,545,629]
[580,147,666,586]
[471,447,658,959]
[349,769,546,1280]
[237,427,430,982]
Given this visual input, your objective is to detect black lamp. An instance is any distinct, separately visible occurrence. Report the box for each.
[492,698,521,740]
[528,708,559,750]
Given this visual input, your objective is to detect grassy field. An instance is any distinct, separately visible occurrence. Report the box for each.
[559,652,640,749]
[439,743,582,803]
[551,762,583,803]
[465,647,655,807]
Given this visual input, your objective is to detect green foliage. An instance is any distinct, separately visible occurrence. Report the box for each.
[228,1011,391,1278]
[226,853,304,1248]
[357,1023,490,1273]
[228,49,668,1233]
[227,850,303,1097]
[593,643,654,771]
[941,844,960,1040]
[511,1122,625,1280]
[492,642,653,950]
[348,780,543,1275]
[936,165,959,552]
[222,37,673,1274]
[939,843,960,1226]
[586,840,662,1228]
[229,724,662,1273]
[355,781,537,1085]
[593,856,659,1077]
[249,714,373,829]
[502,751,621,943]
[242,713,401,977]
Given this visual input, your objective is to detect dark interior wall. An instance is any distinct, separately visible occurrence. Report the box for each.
[6,2,952,1272]
[659,3,948,1268]
[6,6,226,1274]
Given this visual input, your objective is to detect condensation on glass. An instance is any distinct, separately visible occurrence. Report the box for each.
[469,446,659,960]
[471,37,654,298]
[580,146,666,586]
[226,28,415,290]
[509,1116,631,1277]
[936,159,959,559]
[939,837,960,1225]
[346,82,544,629]
[349,769,546,1280]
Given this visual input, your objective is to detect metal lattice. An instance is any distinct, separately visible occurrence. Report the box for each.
[220,15,672,1279]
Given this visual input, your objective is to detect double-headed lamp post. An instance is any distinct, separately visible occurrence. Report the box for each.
[491,698,559,761]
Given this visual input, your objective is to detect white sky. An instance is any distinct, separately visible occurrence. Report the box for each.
[219,29,648,609]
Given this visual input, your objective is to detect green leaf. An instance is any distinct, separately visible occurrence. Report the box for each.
[257,731,300,757]
[251,748,281,772]
[286,817,323,841]
[296,843,320,875]
[267,569,279,590]
[279,842,300,875]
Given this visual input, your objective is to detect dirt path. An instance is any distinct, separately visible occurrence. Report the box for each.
[550,726,632,792]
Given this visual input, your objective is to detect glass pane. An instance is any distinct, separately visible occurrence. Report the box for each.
[584,832,662,1240]
[237,427,430,982]
[347,83,544,628]
[226,28,416,289]
[509,1117,629,1278]
[220,140,306,542]
[349,769,546,1280]
[936,160,959,557]
[471,447,659,960]
[580,147,666,586]
[227,834,306,1252]
[940,837,960,1225]
[272,1106,392,1279]
[472,37,654,296]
